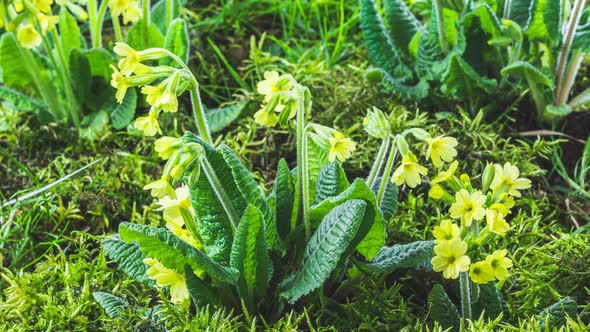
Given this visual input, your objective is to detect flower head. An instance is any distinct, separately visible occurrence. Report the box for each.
[391,152,428,188]
[469,260,495,284]
[426,135,458,168]
[432,220,460,243]
[257,71,291,102]
[122,1,141,24]
[363,107,390,139]
[17,25,42,49]
[134,111,160,136]
[328,131,356,162]
[449,189,487,227]
[143,177,175,198]
[114,42,141,76]
[431,161,458,184]
[490,162,531,197]
[485,249,513,281]
[110,65,130,102]
[485,209,509,236]
[143,258,189,304]
[154,136,182,160]
[157,186,192,211]
[33,0,54,14]
[36,14,59,35]
[253,108,279,127]
[431,238,471,279]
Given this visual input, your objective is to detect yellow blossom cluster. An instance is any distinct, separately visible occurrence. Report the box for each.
[108,0,141,24]
[429,161,530,284]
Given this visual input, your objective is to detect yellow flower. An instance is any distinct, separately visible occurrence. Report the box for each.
[328,131,356,162]
[110,65,129,103]
[156,89,179,113]
[108,0,131,16]
[113,42,140,76]
[257,71,290,102]
[17,25,42,49]
[432,219,460,243]
[142,85,164,106]
[163,208,202,249]
[431,160,458,184]
[391,152,428,188]
[36,14,59,35]
[14,0,24,12]
[154,136,182,160]
[157,186,192,211]
[426,135,458,167]
[485,249,513,281]
[134,111,160,136]
[33,0,53,14]
[143,258,189,304]
[490,162,531,197]
[253,108,279,127]
[122,1,141,24]
[489,196,515,216]
[485,209,509,236]
[469,260,495,284]
[431,238,471,279]
[429,184,445,200]
[449,189,487,227]
[143,177,175,198]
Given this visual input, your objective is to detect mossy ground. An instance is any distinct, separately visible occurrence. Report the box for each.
[1,0,589,330]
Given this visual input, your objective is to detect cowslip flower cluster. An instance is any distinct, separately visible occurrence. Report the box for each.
[1,0,60,49]
[109,42,193,136]
[108,0,141,25]
[429,161,531,284]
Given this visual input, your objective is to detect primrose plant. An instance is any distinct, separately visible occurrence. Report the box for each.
[95,41,467,319]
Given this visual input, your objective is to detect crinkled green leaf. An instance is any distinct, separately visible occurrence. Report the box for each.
[359,241,434,274]
[151,0,184,34]
[0,33,32,87]
[185,265,222,308]
[525,0,562,44]
[310,179,385,260]
[544,103,572,120]
[441,54,497,101]
[110,88,137,129]
[93,292,129,319]
[230,204,270,311]
[273,159,295,241]
[119,222,238,284]
[473,283,504,320]
[306,135,331,204]
[160,18,190,67]
[59,8,82,58]
[507,0,535,28]
[366,68,430,100]
[69,48,91,108]
[206,102,247,133]
[86,48,115,81]
[370,176,398,221]
[360,0,412,79]
[280,199,367,303]
[127,20,165,50]
[314,162,349,204]
[383,0,425,57]
[0,86,46,114]
[429,284,461,332]
[537,297,577,330]
[501,61,554,88]
[102,237,154,286]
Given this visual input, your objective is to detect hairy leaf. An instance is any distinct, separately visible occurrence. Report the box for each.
[441,54,497,101]
[59,8,83,58]
[429,284,460,332]
[359,241,434,274]
[370,176,398,221]
[473,283,504,320]
[537,297,577,329]
[127,20,165,50]
[93,292,129,319]
[0,86,46,114]
[306,135,331,204]
[311,179,385,260]
[206,102,247,133]
[315,162,349,204]
[160,18,190,67]
[280,199,367,303]
[273,159,295,241]
[151,0,184,34]
[69,48,91,108]
[102,237,154,286]
[360,0,412,79]
[383,0,424,56]
[119,222,238,284]
[366,68,429,100]
[185,265,222,308]
[86,48,115,81]
[526,0,562,44]
[230,205,270,310]
[0,33,32,87]
[110,88,137,129]
[507,0,535,28]
[501,61,554,88]
[568,86,590,110]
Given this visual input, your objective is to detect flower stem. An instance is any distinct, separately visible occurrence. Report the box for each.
[200,158,239,233]
[296,87,311,240]
[166,0,174,27]
[366,137,391,188]
[434,0,448,54]
[190,85,213,146]
[557,51,584,106]
[112,15,123,42]
[91,0,109,48]
[376,139,398,205]
[88,0,98,47]
[459,271,472,321]
[142,0,151,47]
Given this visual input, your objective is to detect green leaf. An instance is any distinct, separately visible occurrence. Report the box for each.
[230,205,270,310]
[366,68,430,100]
[151,0,184,34]
[383,0,425,57]
[306,135,331,204]
[467,4,504,38]
[428,284,461,332]
[537,297,577,330]
[273,159,295,241]
[119,222,239,284]
[0,33,32,87]
[441,54,497,101]
[0,86,46,114]
[525,0,562,44]
[218,145,276,246]
[568,87,590,111]
[126,20,165,50]
[80,111,110,140]
[59,8,82,58]
[86,48,115,81]
[183,133,247,263]
[160,18,190,67]
[544,104,572,120]
[102,237,154,286]
[572,20,590,53]
[360,0,412,79]
[110,88,137,129]
[314,162,349,204]
[501,61,555,88]
[358,241,434,274]
[370,176,398,221]
[473,283,504,320]
[69,48,91,108]
[206,102,247,133]
[280,199,367,303]
[185,265,222,308]
[310,179,385,260]
[93,292,129,319]
[507,0,535,28]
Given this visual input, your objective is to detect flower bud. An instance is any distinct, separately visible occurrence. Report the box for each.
[481,162,495,193]
[408,128,430,141]
[396,136,410,157]
[363,106,390,139]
